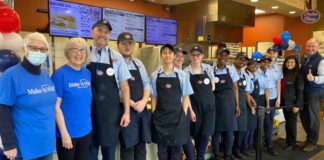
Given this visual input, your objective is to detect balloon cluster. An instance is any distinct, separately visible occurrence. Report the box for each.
[272,31,296,51]
[0,1,22,75]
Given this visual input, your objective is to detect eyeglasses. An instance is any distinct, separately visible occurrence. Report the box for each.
[68,48,87,54]
[27,46,49,53]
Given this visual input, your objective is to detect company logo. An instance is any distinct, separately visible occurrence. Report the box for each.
[27,84,55,95]
[301,9,320,24]
[165,84,172,89]
[68,79,91,89]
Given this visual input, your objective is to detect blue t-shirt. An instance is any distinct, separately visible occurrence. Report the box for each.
[51,64,92,138]
[0,63,57,159]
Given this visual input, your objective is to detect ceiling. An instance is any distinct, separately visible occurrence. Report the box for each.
[145,0,313,17]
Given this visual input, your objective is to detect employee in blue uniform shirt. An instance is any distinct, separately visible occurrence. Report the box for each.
[265,48,283,156]
[117,32,151,160]
[87,20,132,160]
[300,38,324,152]
[0,32,57,160]
[184,45,216,160]
[212,47,240,160]
[233,52,250,160]
[241,52,262,157]
[52,38,92,160]
[151,44,193,160]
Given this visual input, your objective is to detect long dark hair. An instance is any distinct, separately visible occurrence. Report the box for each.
[282,55,299,76]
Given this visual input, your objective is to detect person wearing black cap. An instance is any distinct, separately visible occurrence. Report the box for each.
[87,20,132,160]
[174,47,187,69]
[232,52,250,160]
[184,45,216,160]
[212,47,240,160]
[151,44,193,160]
[117,32,151,160]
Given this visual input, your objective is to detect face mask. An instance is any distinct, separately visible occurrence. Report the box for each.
[26,51,47,66]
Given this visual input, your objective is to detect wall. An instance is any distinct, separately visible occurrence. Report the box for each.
[15,0,170,32]
[242,14,312,55]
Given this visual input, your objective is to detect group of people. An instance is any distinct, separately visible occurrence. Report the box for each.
[0,18,323,160]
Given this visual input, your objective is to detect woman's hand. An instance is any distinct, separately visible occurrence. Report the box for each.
[62,133,73,149]
[190,109,196,122]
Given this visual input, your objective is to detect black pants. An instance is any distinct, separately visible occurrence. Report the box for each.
[120,142,146,160]
[157,145,182,160]
[233,131,245,154]
[283,109,298,146]
[300,91,324,145]
[56,132,91,160]
[264,99,276,148]
[182,138,195,160]
[194,135,209,160]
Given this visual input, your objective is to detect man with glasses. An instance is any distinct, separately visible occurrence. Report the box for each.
[87,20,131,160]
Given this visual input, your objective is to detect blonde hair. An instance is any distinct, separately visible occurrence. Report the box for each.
[24,32,49,50]
[64,37,91,64]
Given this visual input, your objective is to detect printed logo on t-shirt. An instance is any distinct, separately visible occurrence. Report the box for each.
[27,84,56,95]
[68,79,91,89]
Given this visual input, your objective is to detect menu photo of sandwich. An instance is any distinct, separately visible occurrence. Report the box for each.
[50,13,77,30]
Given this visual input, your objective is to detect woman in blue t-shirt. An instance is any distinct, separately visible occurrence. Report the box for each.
[51,37,92,160]
[0,32,57,160]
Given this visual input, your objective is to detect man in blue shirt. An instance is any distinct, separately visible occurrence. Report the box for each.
[87,20,132,160]
[117,32,151,160]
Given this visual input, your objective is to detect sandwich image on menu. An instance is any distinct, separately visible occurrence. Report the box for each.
[50,13,77,30]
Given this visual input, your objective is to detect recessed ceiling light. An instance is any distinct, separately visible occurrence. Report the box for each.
[272,6,279,9]
[251,0,258,2]
[289,11,296,14]
[255,9,266,14]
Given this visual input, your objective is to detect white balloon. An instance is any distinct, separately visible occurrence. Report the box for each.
[2,32,23,53]
[288,40,296,51]
[0,33,3,49]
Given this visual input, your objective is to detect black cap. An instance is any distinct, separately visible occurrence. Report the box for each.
[92,19,112,31]
[190,45,203,54]
[174,47,187,55]
[236,52,249,60]
[117,32,134,43]
[266,47,279,53]
[160,44,175,54]
[247,59,259,66]
[260,55,272,62]
[216,47,230,54]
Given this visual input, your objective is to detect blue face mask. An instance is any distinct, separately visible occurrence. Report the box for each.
[26,51,47,66]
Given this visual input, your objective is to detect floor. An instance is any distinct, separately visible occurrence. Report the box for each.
[52,119,324,160]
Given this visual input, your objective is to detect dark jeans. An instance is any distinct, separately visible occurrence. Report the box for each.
[212,131,234,157]
[182,138,195,160]
[300,91,324,145]
[194,135,209,160]
[56,132,91,160]
[16,153,53,160]
[157,145,182,160]
[88,139,116,160]
[242,129,255,151]
[120,142,146,160]
[283,109,298,146]
[264,99,276,148]
[233,131,245,154]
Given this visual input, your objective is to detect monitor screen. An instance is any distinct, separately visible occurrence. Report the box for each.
[102,8,145,43]
[49,0,102,38]
[145,16,177,45]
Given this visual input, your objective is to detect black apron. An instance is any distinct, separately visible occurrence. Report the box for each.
[189,70,215,137]
[87,49,122,146]
[247,75,260,130]
[214,68,237,131]
[152,72,188,146]
[236,73,247,131]
[121,61,151,148]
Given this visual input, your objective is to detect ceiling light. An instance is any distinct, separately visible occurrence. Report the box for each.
[289,11,296,14]
[272,6,279,9]
[255,9,266,14]
[251,0,258,2]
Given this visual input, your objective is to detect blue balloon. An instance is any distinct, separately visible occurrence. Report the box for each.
[0,49,20,73]
[281,31,291,42]
[279,41,289,50]
[252,51,263,61]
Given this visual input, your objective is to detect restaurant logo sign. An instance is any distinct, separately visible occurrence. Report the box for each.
[301,9,320,24]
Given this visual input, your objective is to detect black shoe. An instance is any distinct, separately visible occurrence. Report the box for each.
[224,155,236,160]
[233,152,246,159]
[267,147,278,156]
[283,145,295,150]
[241,150,251,156]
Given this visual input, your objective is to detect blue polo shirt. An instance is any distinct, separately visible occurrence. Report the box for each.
[267,63,283,99]
[0,63,57,159]
[52,64,92,138]
[256,69,274,95]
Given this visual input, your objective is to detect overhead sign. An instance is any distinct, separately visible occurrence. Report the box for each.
[301,9,320,24]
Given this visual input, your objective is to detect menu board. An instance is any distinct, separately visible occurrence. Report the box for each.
[103,8,145,42]
[49,0,102,38]
[145,16,177,45]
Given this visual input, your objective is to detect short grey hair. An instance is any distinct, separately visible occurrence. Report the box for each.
[23,32,49,50]
[64,37,91,64]
[307,38,323,46]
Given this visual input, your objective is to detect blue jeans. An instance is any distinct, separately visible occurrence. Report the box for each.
[212,131,234,157]
[88,142,116,160]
